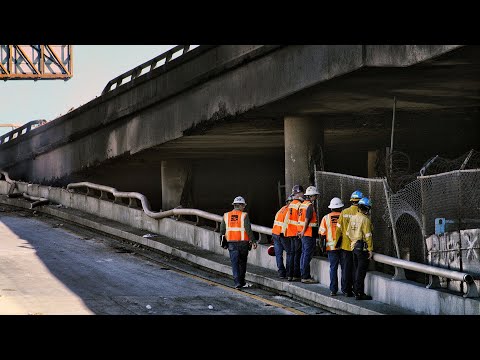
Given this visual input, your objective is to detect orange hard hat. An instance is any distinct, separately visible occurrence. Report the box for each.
[267,245,275,256]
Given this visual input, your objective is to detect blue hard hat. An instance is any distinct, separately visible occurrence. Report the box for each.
[350,190,364,202]
[358,197,372,208]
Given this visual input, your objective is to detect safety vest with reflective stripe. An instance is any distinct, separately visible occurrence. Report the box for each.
[319,211,341,251]
[272,205,289,236]
[297,200,318,237]
[335,205,360,251]
[224,210,249,241]
[346,212,373,251]
[284,199,302,237]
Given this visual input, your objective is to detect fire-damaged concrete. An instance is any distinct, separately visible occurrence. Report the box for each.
[1,45,479,227]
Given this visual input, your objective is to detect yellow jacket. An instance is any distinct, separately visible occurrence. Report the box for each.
[346,212,373,251]
[334,205,359,251]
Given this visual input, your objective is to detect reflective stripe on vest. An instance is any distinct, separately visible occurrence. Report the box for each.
[285,199,302,237]
[297,200,318,237]
[324,212,340,251]
[272,205,289,236]
[224,210,248,241]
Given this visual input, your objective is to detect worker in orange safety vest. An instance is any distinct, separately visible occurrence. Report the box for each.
[220,196,257,289]
[297,185,320,284]
[282,185,304,281]
[271,195,293,279]
[319,197,344,296]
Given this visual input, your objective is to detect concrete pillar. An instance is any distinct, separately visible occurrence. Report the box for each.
[368,150,379,178]
[284,116,324,197]
[161,160,192,210]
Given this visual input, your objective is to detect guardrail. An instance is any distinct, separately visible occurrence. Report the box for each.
[102,45,196,95]
[0,120,47,145]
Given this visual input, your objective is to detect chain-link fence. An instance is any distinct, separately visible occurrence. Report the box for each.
[315,171,396,259]
[315,169,480,285]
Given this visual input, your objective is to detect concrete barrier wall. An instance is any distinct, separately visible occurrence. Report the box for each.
[2,180,479,315]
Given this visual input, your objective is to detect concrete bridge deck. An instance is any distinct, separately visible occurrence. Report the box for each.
[1,45,478,228]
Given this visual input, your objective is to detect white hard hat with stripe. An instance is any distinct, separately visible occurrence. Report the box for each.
[232,196,247,205]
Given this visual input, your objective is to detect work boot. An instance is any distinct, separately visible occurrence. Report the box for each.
[301,278,318,284]
[355,293,373,300]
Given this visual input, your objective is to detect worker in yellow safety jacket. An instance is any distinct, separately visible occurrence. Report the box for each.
[346,197,374,300]
[282,185,304,281]
[271,195,293,279]
[319,197,344,296]
[220,196,257,289]
[334,190,363,297]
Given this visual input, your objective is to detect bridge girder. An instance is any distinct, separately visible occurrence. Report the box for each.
[0,45,72,80]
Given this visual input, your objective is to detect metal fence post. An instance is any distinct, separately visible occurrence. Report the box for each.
[382,178,406,280]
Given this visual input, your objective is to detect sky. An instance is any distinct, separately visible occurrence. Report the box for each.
[0,45,180,135]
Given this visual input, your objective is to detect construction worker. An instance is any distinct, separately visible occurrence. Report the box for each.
[346,197,373,300]
[298,185,320,284]
[319,197,344,296]
[271,195,294,279]
[220,196,257,289]
[283,185,304,281]
[334,190,364,297]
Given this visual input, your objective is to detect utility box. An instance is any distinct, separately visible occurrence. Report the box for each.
[435,218,456,235]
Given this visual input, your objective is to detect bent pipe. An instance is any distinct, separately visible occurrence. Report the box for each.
[372,253,474,284]
[67,182,273,235]
[22,193,49,209]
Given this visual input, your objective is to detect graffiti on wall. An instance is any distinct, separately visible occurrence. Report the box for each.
[426,229,480,293]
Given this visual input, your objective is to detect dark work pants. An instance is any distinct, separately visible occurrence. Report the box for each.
[273,234,293,278]
[353,249,370,296]
[228,241,250,287]
[340,249,353,294]
[290,237,302,278]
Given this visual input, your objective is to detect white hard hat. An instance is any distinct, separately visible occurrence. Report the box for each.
[328,197,344,209]
[304,186,320,196]
[232,196,246,205]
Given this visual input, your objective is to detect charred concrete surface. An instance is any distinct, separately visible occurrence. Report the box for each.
[1,45,479,226]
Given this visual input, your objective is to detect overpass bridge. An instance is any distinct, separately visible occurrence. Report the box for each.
[0,45,479,227]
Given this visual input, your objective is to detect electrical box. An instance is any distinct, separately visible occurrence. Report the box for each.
[435,218,456,235]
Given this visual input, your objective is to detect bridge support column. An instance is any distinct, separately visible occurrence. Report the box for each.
[284,116,324,197]
[161,160,192,210]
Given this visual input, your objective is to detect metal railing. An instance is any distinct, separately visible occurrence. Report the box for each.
[66,182,272,239]
[101,45,196,95]
[0,120,47,145]
[1,175,477,298]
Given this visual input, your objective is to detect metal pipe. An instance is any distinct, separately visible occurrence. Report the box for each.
[372,252,474,284]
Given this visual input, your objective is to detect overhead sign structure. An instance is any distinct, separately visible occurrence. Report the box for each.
[0,45,72,80]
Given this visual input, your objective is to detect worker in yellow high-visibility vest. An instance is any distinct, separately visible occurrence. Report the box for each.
[346,197,374,300]
[334,190,363,297]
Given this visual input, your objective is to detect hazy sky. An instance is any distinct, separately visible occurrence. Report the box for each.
[0,45,179,135]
